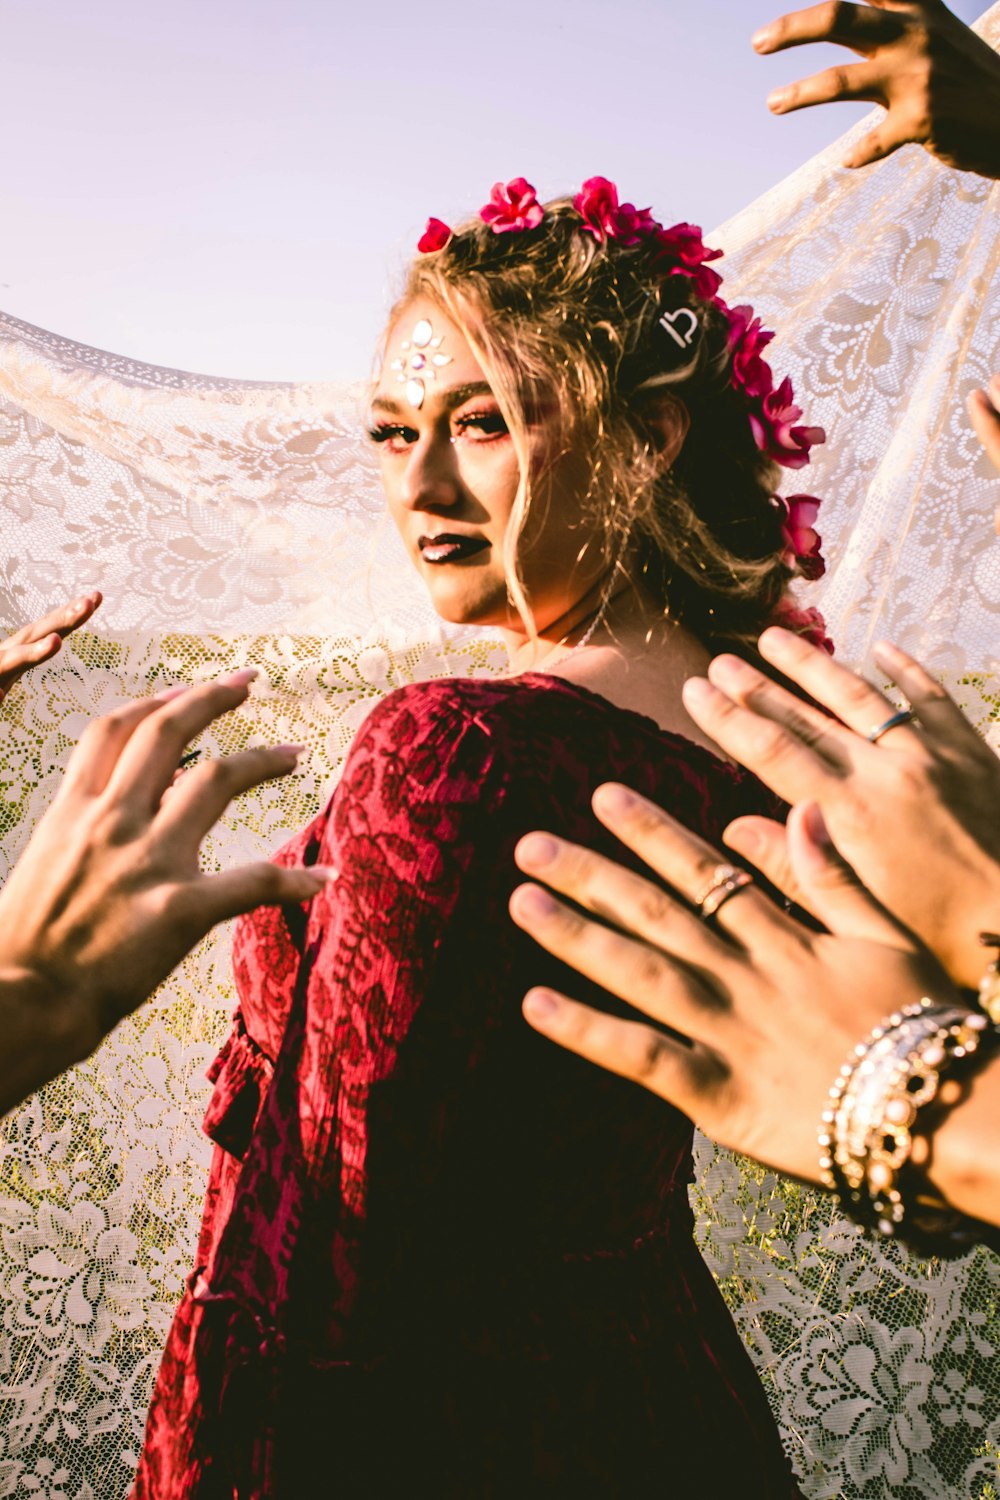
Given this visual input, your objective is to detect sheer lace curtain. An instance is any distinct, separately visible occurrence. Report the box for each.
[1,10,999,1494]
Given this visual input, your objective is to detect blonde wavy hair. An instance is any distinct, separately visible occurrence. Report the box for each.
[389,195,792,651]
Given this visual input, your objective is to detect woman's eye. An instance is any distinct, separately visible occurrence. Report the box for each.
[367,423,416,452]
[453,411,509,442]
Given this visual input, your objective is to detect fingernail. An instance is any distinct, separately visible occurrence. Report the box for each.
[154,684,190,702]
[710,653,754,681]
[758,626,794,652]
[516,833,560,871]
[802,802,832,849]
[524,989,561,1022]
[311,865,339,883]
[872,640,902,668]
[681,676,712,704]
[593,782,636,818]
[752,26,773,49]
[276,742,306,757]
[221,668,258,688]
[767,87,788,111]
[725,819,759,855]
[511,884,559,920]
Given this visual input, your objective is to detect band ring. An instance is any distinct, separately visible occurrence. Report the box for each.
[866,708,916,744]
[697,864,754,921]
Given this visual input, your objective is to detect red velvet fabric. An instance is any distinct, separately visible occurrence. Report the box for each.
[132,674,803,1498]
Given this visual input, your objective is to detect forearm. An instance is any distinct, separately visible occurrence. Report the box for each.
[0,968,98,1115]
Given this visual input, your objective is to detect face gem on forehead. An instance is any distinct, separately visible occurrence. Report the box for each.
[393,316,454,408]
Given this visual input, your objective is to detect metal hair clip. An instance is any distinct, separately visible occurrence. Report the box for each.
[660,307,700,350]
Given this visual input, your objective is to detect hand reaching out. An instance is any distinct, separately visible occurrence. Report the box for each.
[753,1,1000,177]
[510,784,954,1187]
[0,670,333,1114]
[0,591,103,702]
[680,630,1000,989]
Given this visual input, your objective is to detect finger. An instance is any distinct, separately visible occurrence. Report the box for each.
[0,632,63,693]
[59,686,191,800]
[752,3,904,56]
[785,801,915,946]
[1,590,102,649]
[185,862,337,928]
[107,670,259,810]
[522,987,720,1115]
[968,383,1000,476]
[871,640,984,743]
[509,882,728,1035]
[722,815,821,920]
[842,122,909,169]
[155,744,306,844]
[514,830,730,966]
[681,676,846,803]
[754,628,919,746]
[587,782,788,946]
[767,60,886,115]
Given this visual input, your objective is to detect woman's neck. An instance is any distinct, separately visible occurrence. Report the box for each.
[505,587,721,754]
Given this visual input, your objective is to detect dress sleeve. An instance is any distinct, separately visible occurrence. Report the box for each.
[292,681,506,1212]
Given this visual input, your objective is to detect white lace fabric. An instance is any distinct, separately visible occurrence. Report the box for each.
[2,11,1000,1493]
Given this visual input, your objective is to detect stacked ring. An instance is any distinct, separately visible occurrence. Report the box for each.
[697,864,754,920]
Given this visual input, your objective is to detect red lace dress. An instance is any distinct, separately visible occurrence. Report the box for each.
[133,674,803,1499]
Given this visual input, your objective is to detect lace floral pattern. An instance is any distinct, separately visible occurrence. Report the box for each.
[2,8,1000,1493]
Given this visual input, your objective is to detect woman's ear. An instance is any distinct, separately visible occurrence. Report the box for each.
[643,394,690,471]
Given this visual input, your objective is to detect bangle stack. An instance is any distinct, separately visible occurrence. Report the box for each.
[818,998,994,1256]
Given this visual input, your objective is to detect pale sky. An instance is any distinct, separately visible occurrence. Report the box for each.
[2,0,985,381]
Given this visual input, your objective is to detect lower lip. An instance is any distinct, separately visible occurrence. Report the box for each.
[420,540,489,565]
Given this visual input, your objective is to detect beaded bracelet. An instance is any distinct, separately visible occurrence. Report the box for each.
[818,999,994,1255]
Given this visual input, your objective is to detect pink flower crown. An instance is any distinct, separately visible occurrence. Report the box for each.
[418,176,832,652]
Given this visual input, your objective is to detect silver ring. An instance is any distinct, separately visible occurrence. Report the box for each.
[697,864,754,921]
[866,708,916,744]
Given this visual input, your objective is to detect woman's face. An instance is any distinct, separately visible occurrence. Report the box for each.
[370,296,608,639]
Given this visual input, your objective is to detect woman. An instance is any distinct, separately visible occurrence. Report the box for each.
[133,179,825,1497]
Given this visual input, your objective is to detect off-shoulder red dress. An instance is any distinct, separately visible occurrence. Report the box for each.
[132,674,803,1498]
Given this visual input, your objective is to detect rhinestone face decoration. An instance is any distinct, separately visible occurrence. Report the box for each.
[389,317,453,409]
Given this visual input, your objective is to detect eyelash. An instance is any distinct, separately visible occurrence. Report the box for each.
[367,410,509,451]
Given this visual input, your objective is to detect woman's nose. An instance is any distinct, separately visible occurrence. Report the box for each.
[398,437,461,512]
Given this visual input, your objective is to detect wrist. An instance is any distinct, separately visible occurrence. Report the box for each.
[916,1052,1000,1227]
[0,966,100,1116]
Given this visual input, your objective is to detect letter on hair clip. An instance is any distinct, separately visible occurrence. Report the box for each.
[660,308,699,349]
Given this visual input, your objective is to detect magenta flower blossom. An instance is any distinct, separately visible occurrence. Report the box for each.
[771,598,834,654]
[778,494,826,579]
[417,218,452,254]
[725,304,775,402]
[653,223,725,300]
[573,177,658,245]
[749,377,826,469]
[480,178,545,234]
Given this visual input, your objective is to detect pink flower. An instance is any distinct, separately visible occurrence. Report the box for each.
[724,304,775,401]
[771,598,834,654]
[480,178,544,234]
[573,176,658,245]
[417,217,452,254]
[778,494,826,580]
[748,377,826,469]
[653,222,725,299]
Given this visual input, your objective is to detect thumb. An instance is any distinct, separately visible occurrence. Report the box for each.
[786,802,913,947]
[843,122,907,170]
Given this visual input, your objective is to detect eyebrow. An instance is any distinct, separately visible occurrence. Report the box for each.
[370,380,496,417]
